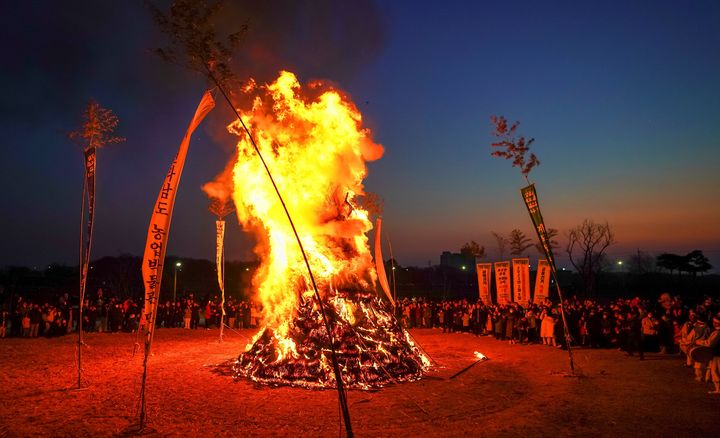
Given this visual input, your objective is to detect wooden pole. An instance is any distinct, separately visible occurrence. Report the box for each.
[548,265,576,375]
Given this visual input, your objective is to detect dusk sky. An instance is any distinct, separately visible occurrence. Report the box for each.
[1,0,719,271]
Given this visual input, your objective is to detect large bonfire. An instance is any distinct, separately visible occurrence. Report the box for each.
[221,71,429,389]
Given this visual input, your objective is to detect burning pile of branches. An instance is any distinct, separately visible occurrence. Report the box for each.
[234,293,429,389]
[198,70,430,389]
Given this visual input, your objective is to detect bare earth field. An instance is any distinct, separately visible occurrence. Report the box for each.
[1,328,718,437]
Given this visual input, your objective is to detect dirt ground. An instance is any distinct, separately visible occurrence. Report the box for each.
[1,328,718,437]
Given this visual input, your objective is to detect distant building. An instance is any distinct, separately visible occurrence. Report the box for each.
[440,251,476,270]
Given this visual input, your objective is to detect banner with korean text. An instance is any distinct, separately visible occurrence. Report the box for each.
[494,261,511,305]
[216,220,225,293]
[216,218,226,307]
[534,259,551,303]
[139,90,215,352]
[512,258,530,306]
[476,263,492,304]
[521,184,557,272]
[79,147,97,312]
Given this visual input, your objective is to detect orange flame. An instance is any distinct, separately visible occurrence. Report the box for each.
[229,71,384,336]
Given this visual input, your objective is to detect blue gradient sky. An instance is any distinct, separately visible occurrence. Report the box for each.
[1,0,718,270]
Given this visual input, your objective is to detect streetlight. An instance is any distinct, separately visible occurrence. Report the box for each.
[173,261,182,302]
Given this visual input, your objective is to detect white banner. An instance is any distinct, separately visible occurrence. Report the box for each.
[216,219,226,317]
[139,90,215,350]
[374,218,394,306]
[476,263,492,304]
[216,220,225,294]
[534,259,551,303]
[494,261,511,305]
[512,258,530,306]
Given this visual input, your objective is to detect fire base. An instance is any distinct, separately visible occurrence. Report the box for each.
[234,295,429,389]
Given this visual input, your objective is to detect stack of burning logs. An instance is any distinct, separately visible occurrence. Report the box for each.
[234,294,429,389]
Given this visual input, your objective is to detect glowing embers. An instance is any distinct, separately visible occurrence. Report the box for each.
[234,295,430,390]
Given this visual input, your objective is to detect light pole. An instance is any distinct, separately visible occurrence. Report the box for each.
[173,261,182,302]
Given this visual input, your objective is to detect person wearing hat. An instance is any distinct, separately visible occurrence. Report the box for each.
[694,314,720,394]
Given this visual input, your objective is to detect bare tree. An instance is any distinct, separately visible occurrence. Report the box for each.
[565,219,615,297]
[509,229,533,257]
[492,232,508,259]
[627,249,655,275]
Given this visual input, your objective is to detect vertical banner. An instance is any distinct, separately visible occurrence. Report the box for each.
[216,220,225,294]
[216,219,226,342]
[521,184,557,271]
[374,218,395,306]
[139,91,215,351]
[494,261,511,305]
[512,258,530,306]
[534,259,551,303]
[476,263,492,304]
[79,147,97,307]
[522,182,577,375]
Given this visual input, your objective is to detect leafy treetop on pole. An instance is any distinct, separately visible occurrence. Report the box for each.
[68,100,125,150]
[146,0,247,91]
[209,199,235,219]
[490,115,539,180]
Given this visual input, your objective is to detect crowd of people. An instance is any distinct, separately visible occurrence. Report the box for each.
[395,293,720,393]
[0,290,263,338]
[2,289,719,393]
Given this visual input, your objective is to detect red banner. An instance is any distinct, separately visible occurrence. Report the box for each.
[512,258,530,306]
[534,259,551,303]
[476,263,492,304]
[494,261,511,305]
[139,91,215,351]
[216,219,226,314]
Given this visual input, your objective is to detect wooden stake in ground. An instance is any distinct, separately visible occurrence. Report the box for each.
[68,101,124,389]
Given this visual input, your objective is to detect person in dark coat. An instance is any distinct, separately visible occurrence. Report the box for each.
[624,311,644,360]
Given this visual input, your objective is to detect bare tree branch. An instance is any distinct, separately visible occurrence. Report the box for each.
[565,219,615,297]
[489,115,540,179]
